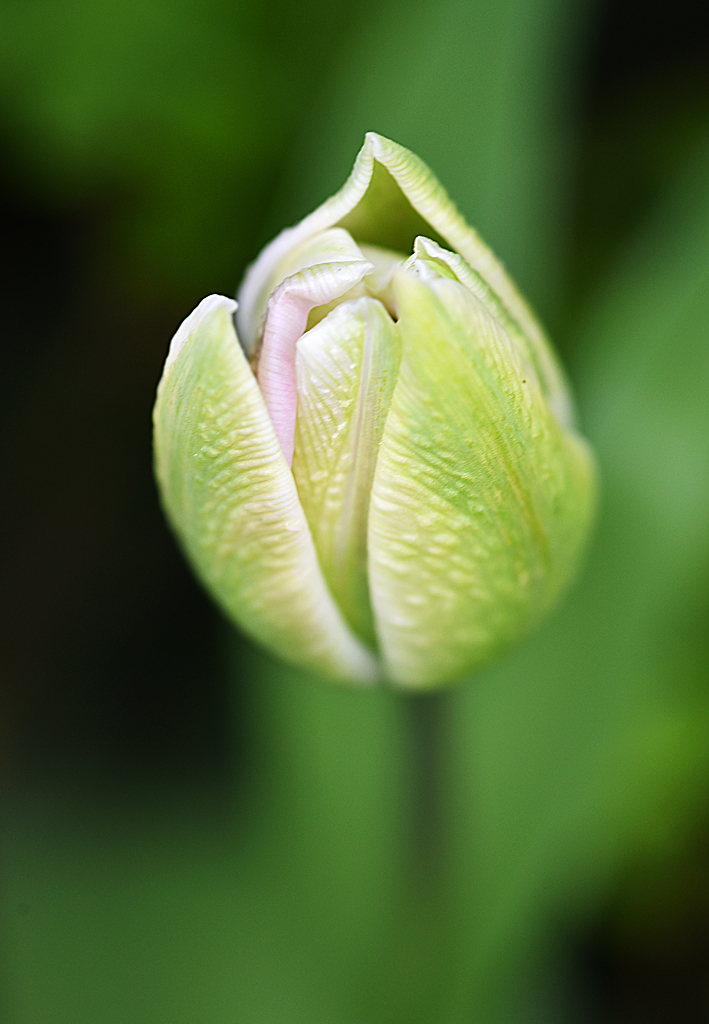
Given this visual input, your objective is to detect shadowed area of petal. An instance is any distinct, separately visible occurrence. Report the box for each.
[292,298,400,647]
[153,295,381,684]
[368,273,596,689]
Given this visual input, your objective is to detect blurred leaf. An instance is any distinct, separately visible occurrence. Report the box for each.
[0,0,355,297]
[1,651,406,1024]
[567,67,709,315]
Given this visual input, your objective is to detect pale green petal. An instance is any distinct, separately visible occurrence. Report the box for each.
[292,298,400,647]
[237,134,570,425]
[408,236,573,426]
[153,295,381,684]
[368,272,596,689]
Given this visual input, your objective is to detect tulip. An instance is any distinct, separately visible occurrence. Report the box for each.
[153,133,596,689]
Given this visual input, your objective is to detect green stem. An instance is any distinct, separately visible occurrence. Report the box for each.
[407,688,450,879]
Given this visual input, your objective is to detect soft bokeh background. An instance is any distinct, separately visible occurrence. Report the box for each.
[2,0,709,1020]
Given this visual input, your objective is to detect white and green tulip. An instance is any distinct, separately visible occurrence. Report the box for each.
[153,133,596,689]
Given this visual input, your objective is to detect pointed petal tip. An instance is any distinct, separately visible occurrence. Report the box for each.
[165,294,237,370]
[365,131,396,153]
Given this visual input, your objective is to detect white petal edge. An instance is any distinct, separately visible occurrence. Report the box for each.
[164,293,234,370]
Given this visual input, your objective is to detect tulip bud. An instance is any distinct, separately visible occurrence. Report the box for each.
[153,133,596,689]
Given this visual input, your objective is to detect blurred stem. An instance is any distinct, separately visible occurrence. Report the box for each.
[406,689,451,879]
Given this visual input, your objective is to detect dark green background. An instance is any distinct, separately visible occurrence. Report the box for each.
[1,0,709,1020]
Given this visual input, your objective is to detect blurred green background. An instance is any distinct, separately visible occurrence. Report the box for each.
[1,0,709,1020]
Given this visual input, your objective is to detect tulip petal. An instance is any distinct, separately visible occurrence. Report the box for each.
[153,295,381,684]
[239,227,371,358]
[258,257,373,465]
[292,298,400,647]
[237,134,571,429]
[409,237,573,426]
[368,273,596,689]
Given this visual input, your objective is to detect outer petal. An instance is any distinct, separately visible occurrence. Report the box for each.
[237,132,571,426]
[368,273,596,690]
[153,295,381,684]
[408,237,571,426]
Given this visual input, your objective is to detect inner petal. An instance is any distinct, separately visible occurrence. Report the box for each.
[242,227,370,356]
[292,297,400,647]
[359,243,407,317]
[305,244,407,332]
[257,252,373,465]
